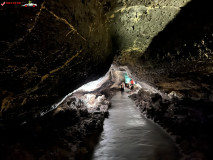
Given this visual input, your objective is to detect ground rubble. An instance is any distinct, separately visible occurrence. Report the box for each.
[129,88,213,160]
[0,65,121,160]
[0,86,118,160]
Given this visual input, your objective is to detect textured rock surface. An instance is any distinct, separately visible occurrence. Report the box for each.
[139,0,213,88]
[0,95,106,160]
[0,0,113,125]
[0,78,116,160]
[130,88,213,160]
[1,0,212,126]
[106,0,191,55]
[112,0,213,98]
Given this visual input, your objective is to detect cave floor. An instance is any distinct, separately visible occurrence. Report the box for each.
[91,91,181,160]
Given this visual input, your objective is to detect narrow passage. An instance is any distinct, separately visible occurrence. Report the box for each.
[92,91,181,160]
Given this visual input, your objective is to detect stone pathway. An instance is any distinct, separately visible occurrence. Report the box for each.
[92,91,181,160]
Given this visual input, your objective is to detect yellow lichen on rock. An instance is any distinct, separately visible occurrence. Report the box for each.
[1,96,13,112]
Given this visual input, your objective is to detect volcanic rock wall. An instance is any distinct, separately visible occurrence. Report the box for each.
[1,0,212,127]
[0,0,113,125]
[106,0,191,56]
[143,0,213,79]
[107,1,213,158]
[108,0,213,94]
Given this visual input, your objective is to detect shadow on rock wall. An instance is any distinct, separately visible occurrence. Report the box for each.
[139,1,213,159]
[144,0,212,62]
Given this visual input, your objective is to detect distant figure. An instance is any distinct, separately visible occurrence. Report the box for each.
[120,83,124,91]
[130,79,134,85]
[130,84,134,90]
[125,83,129,88]
[124,72,131,88]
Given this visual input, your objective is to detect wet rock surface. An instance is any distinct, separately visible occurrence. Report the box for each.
[130,88,213,160]
[92,91,181,160]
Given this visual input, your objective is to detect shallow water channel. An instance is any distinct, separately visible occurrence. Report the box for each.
[91,91,181,160]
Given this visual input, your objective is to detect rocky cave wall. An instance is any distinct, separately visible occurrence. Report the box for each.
[106,0,213,91]
[143,0,213,78]
[104,1,213,158]
[0,0,213,126]
[106,0,191,56]
[0,0,113,125]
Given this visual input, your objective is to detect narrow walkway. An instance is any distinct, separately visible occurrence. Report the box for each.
[92,91,181,160]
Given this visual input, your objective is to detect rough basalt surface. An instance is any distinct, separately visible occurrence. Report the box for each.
[0,0,113,126]
[130,89,213,160]
[112,2,213,158]
[0,86,116,160]
[112,0,213,87]
[106,0,192,55]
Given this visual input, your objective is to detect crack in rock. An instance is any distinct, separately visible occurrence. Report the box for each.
[44,7,86,41]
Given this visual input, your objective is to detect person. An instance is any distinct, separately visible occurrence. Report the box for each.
[124,72,131,88]
[130,84,134,90]
[120,83,124,91]
[125,83,129,88]
[129,79,134,90]
[130,79,134,85]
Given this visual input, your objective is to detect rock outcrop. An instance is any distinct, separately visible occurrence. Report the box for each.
[0,0,113,125]
[0,71,118,160]
[111,0,213,88]
[106,0,191,56]
[111,3,213,158]
[130,87,213,160]
[0,95,108,160]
